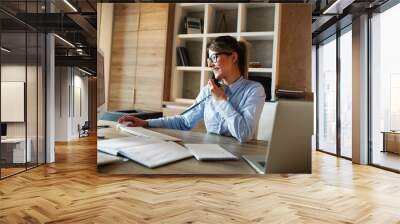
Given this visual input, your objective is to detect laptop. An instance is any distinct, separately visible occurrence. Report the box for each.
[242,99,313,174]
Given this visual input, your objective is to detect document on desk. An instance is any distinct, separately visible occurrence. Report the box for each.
[184,144,238,160]
[97,151,128,166]
[98,136,162,156]
[119,126,182,142]
[118,141,192,168]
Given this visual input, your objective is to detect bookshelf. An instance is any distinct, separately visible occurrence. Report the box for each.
[169,3,279,105]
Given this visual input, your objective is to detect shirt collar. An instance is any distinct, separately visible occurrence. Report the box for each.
[224,76,244,95]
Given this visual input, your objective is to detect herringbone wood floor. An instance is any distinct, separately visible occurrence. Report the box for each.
[1,136,400,224]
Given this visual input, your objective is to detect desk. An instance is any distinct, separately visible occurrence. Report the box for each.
[97,120,268,174]
[1,138,32,165]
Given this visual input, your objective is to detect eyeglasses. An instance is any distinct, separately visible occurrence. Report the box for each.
[207,52,232,63]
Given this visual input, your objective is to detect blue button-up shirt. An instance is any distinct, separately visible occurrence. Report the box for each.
[148,77,266,143]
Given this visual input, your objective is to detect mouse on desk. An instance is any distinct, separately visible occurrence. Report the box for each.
[116,121,134,130]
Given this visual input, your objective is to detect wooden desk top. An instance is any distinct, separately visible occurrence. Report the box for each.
[97,120,268,174]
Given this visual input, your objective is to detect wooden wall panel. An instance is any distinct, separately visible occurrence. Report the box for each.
[139,4,169,30]
[276,4,312,94]
[108,4,140,111]
[113,4,139,32]
[134,29,167,111]
[108,3,169,112]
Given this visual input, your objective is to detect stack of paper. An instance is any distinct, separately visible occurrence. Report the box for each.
[97,151,128,166]
[119,126,182,142]
[118,141,192,168]
[184,144,238,161]
[98,136,162,156]
[97,136,192,168]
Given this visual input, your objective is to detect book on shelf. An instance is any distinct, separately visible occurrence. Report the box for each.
[176,47,190,67]
[177,47,183,66]
[184,17,202,34]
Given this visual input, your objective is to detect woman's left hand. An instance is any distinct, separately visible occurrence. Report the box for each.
[208,79,227,101]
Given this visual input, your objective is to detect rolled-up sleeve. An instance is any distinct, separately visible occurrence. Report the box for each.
[215,84,266,143]
[147,87,209,130]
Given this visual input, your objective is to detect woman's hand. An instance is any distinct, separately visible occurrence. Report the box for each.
[117,115,148,127]
[208,79,227,101]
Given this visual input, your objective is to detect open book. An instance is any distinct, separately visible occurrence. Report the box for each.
[98,137,192,168]
[98,136,163,156]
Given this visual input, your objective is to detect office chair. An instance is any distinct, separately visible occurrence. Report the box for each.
[78,121,90,138]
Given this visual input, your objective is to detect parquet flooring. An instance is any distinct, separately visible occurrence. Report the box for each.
[1,136,400,223]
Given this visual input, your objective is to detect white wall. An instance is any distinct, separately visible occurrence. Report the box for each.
[98,3,114,112]
[1,64,46,164]
[1,65,32,137]
[54,67,89,141]
[55,67,68,141]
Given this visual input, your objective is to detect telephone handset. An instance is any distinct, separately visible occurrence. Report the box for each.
[180,73,221,116]
[210,73,221,87]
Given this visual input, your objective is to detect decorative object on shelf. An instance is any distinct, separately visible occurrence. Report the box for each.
[276,89,305,99]
[216,13,227,33]
[249,62,262,68]
[176,47,191,66]
[185,17,202,34]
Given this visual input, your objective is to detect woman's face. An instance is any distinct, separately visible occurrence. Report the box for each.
[208,49,236,80]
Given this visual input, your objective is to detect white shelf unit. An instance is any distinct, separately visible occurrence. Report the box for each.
[170,3,279,104]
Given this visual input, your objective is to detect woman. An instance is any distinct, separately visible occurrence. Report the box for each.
[118,36,266,143]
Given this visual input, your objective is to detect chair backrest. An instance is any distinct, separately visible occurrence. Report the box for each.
[82,121,90,129]
[256,102,277,141]
[264,99,313,173]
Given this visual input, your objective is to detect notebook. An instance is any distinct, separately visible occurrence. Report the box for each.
[119,126,182,142]
[184,144,238,161]
[98,136,162,156]
[117,141,192,168]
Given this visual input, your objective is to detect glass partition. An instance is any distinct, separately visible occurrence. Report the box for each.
[339,28,352,158]
[0,1,46,179]
[27,31,38,169]
[1,31,28,178]
[317,36,337,155]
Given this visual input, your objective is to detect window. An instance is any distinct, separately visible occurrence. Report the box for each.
[370,2,400,171]
[339,28,352,158]
[316,25,353,159]
[317,36,337,155]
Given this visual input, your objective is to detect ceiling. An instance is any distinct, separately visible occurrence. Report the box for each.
[1,0,393,73]
[311,0,390,43]
[0,0,97,74]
